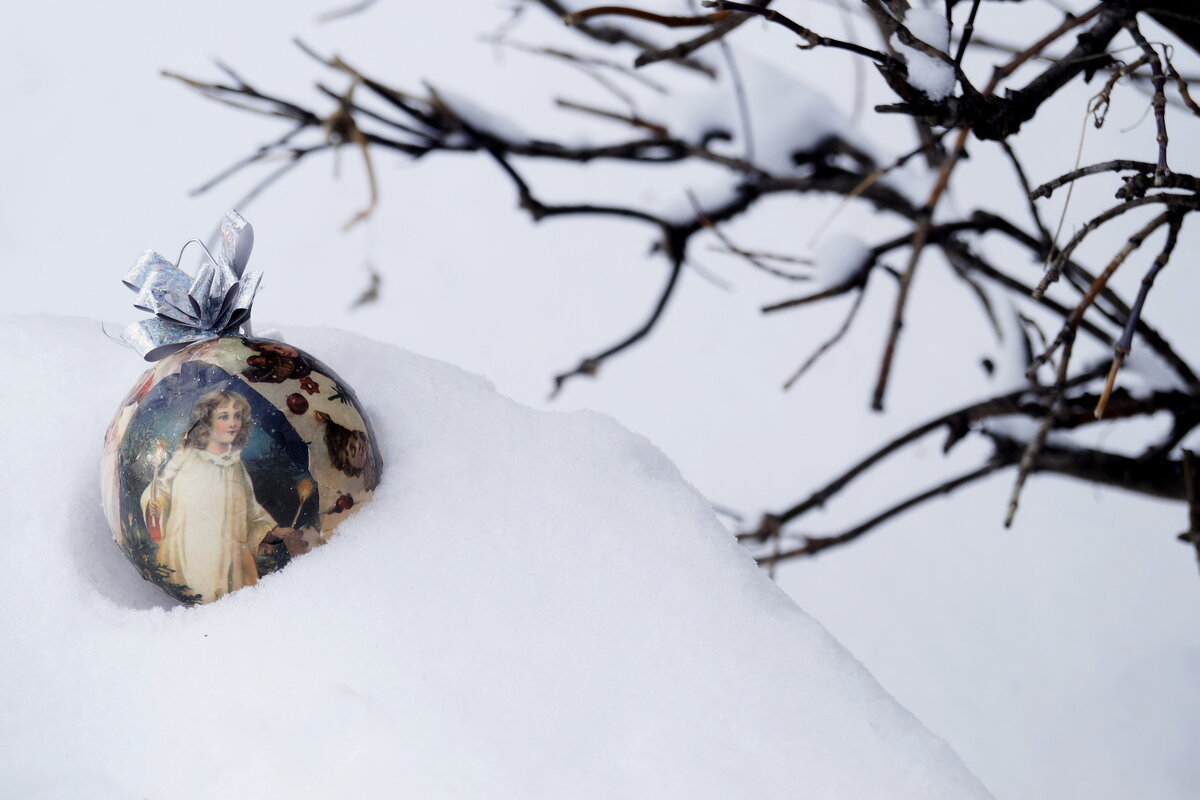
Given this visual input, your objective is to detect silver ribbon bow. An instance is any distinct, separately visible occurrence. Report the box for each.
[122,210,263,361]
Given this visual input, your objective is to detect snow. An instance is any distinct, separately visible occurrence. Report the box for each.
[893,10,956,102]
[0,314,991,799]
[810,232,872,290]
[1124,347,1190,393]
[653,56,875,174]
[433,86,531,145]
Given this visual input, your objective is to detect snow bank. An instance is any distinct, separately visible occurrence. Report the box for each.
[0,314,990,800]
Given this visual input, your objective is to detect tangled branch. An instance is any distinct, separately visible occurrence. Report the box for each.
[169,0,1200,570]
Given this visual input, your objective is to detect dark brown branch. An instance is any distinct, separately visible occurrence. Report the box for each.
[550,240,686,397]
[949,209,1199,391]
[954,0,982,68]
[1006,328,1074,527]
[317,0,379,23]
[1030,160,1159,199]
[1031,210,1173,372]
[1097,210,1184,417]
[1125,20,1171,184]
[861,0,957,65]
[484,146,670,227]
[767,460,1009,562]
[532,0,716,75]
[1164,52,1200,116]
[748,368,1107,535]
[703,1,895,65]
[973,3,1125,140]
[985,4,1104,90]
[555,98,669,135]
[187,124,310,196]
[633,0,768,69]
[938,242,1113,347]
[759,417,1200,562]
[1092,52,1152,128]
[871,130,965,411]
[564,5,731,29]
[782,288,866,390]
[1000,140,1053,247]
[1036,194,1200,296]
[221,147,326,216]
[492,37,669,99]
[692,193,810,280]
[747,386,1199,557]
[170,6,1200,564]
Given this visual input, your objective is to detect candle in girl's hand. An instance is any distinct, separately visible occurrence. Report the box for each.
[292,478,315,528]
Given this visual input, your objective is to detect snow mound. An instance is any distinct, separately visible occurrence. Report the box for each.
[0,314,990,799]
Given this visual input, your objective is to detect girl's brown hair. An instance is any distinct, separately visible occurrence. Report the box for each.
[183,390,253,450]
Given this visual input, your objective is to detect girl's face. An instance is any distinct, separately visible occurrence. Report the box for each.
[210,400,244,447]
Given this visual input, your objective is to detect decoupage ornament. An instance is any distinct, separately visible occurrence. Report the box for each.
[101,211,382,605]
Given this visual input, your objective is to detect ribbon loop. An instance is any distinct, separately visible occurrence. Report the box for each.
[121,210,262,361]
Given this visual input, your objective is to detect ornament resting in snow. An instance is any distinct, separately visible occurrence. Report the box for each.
[101,211,382,605]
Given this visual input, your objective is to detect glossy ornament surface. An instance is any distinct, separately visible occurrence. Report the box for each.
[101,335,382,604]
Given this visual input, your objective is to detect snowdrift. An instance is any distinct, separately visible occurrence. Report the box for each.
[0,315,990,799]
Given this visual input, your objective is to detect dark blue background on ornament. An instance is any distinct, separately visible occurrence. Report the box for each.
[117,360,319,540]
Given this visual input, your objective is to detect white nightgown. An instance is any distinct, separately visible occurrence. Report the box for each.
[142,447,277,602]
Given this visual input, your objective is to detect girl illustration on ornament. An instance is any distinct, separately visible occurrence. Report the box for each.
[141,389,308,603]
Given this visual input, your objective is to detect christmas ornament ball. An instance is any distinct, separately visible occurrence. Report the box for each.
[101,335,382,605]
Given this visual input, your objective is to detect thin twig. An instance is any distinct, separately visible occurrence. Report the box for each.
[487,36,669,100]
[939,242,1113,348]
[187,124,310,196]
[1005,329,1075,527]
[718,33,754,163]
[550,247,685,397]
[707,245,811,266]
[1091,54,1151,128]
[533,0,716,75]
[1031,210,1172,373]
[871,125,968,411]
[1030,159,1158,199]
[782,288,866,390]
[1164,52,1200,117]
[750,367,1108,533]
[555,99,669,135]
[690,191,809,280]
[565,5,730,28]
[1036,195,1200,298]
[1096,210,1184,417]
[1000,140,1053,248]
[704,1,895,64]
[633,0,767,69]
[767,461,1009,562]
[985,4,1104,91]
[1125,21,1171,184]
[317,0,380,23]
[953,0,982,69]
